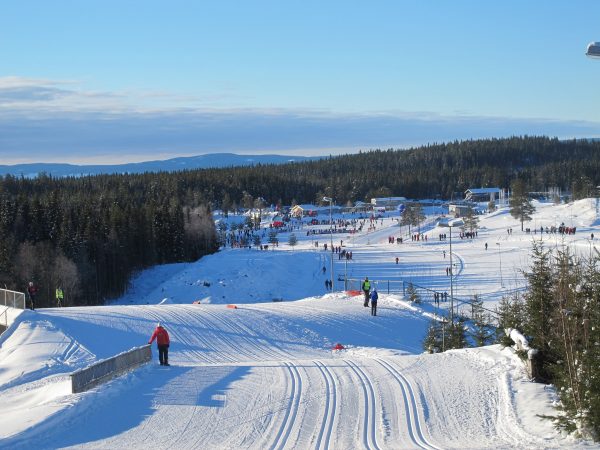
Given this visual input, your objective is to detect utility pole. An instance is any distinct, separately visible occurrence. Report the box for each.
[449,223,454,321]
[323,196,334,291]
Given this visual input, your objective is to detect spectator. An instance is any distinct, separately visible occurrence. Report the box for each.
[56,286,64,307]
[361,277,371,307]
[148,323,171,366]
[27,281,38,310]
[370,289,378,316]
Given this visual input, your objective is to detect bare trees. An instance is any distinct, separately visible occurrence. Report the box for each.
[16,241,80,307]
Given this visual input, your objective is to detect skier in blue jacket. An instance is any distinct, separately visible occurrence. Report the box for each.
[370,289,378,316]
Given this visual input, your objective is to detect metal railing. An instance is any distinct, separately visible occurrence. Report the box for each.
[0,288,26,310]
[70,344,152,393]
[0,306,8,333]
[343,277,500,321]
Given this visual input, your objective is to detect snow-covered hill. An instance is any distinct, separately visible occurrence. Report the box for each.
[1,199,598,448]
[0,153,320,178]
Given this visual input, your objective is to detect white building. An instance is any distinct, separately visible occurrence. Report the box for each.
[464,188,505,205]
[370,197,406,208]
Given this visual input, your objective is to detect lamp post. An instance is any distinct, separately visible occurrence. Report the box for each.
[496,242,504,288]
[438,218,462,321]
[596,186,600,222]
[323,196,334,290]
[586,41,600,59]
[448,222,456,320]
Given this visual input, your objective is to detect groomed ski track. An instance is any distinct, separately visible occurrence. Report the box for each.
[1,298,560,449]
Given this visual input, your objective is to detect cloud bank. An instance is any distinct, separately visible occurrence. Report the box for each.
[1,77,599,164]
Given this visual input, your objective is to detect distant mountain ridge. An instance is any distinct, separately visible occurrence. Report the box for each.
[0,153,321,178]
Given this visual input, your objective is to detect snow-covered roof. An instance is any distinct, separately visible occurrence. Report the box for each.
[465,188,501,194]
[370,196,406,204]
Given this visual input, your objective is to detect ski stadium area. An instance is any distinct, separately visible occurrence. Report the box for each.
[2,199,599,449]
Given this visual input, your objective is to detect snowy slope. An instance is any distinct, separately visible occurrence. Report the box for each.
[114,249,330,305]
[0,298,577,449]
[1,199,599,449]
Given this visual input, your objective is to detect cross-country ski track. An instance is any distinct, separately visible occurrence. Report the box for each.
[1,299,571,449]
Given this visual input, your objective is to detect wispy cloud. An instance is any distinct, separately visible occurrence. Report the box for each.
[0,76,238,115]
[1,76,599,164]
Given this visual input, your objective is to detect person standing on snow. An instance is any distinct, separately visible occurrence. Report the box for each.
[148,323,170,366]
[361,277,371,307]
[27,281,38,310]
[370,289,378,316]
[56,286,64,307]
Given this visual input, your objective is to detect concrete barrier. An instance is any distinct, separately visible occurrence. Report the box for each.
[70,344,152,394]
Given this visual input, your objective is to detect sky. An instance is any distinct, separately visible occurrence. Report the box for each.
[1,1,599,164]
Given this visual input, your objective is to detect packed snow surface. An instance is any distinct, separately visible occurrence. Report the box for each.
[1,199,599,449]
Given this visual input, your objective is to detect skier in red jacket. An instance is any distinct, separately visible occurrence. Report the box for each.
[148,323,170,366]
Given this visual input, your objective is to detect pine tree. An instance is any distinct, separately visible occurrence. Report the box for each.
[241,191,254,210]
[462,205,479,234]
[423,320,444,353]
[495,292,526,346]
[509,179,535,231]
[580,257,600,438]
[447,318,468,349]
[470,295,493,346]
[522,240,556,379]
[288,233,298,248]
[268,230,278,246]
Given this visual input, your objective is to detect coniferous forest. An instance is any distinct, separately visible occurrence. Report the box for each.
[0,173,218,306]
[1,135,600,306]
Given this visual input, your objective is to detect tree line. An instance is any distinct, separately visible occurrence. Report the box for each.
[0,173,218,306]
[2,135,600,306]
[198,136,600,209]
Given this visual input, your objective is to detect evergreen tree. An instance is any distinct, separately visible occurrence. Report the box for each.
[241,191,254,210]
[288,233,298,248]
[423,319,444,353]
[447,318,468,349]
[509,179,535,231]
[579,257,600,438]
[571,175,595,200]
[412,202,426,233]
[470,295,493,346]
[495,292,526,346]
[268,230,278,246]
[462,205,480,234]
[522,240,556,379]
[221,192,232,216]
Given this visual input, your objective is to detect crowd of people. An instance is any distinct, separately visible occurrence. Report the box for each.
[525,223,577,235]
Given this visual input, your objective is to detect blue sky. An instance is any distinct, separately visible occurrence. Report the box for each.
[1,1,599,164]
